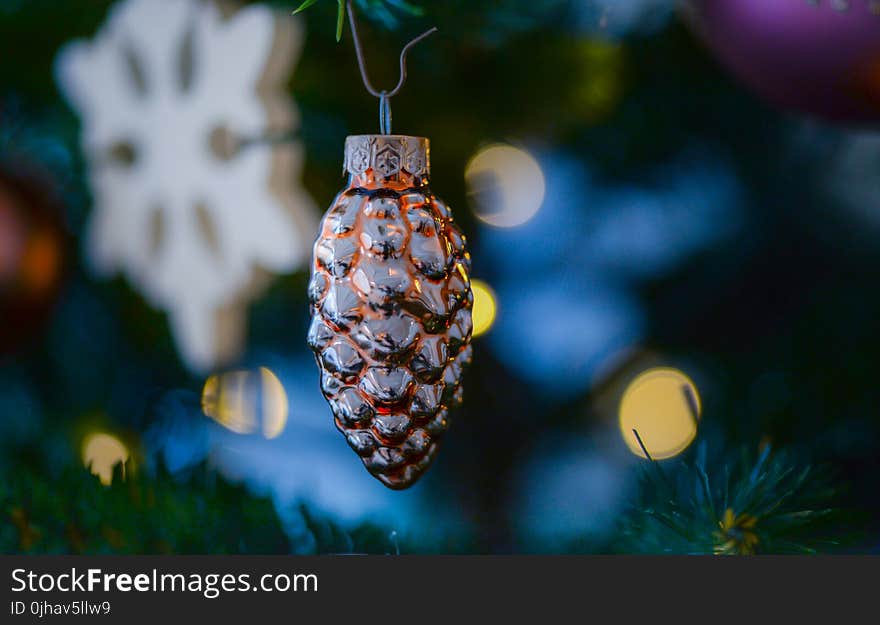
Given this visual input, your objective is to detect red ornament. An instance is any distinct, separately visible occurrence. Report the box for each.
[686,0,880,122]
[0,166,66,354]
[308,135,473,490]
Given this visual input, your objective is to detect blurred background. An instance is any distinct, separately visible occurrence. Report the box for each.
[1,0,879,554]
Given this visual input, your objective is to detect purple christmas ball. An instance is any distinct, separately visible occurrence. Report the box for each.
[686,0,880,122]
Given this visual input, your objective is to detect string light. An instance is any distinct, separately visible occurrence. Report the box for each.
[619,367,701,459]
[201,367,289,439]
[470,279,497,337]
[81,432,130,485]
[466,144,546,228]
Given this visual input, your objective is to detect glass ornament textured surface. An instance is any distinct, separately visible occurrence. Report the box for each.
[308,135,473,489]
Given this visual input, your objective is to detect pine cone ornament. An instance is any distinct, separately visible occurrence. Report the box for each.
[308,135,473,490]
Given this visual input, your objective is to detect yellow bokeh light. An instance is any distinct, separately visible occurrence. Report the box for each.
[259,368,288,439]
[81,432,129,486]
[618,367,701,460]
[571,39,625,123]
[465,144,546,228]
[201,366,288,439]
[470,279,497,337]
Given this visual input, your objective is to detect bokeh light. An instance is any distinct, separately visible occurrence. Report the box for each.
[81,432,129,485]
[470,279,497,337]
[618,367,701,459]
[22,231,62,294]
[465,144,546,228]
[201,366,289,439]
[570,40,625,122]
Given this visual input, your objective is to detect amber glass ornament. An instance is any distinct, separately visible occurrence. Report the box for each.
[308,135,473,489]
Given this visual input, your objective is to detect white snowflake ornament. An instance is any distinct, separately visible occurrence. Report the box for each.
[56,0,316,372]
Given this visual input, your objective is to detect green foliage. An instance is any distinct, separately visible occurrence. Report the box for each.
[292,0,423,40]
[293,504,404,554]
[0,450,412,555]
[292,0,322,16]
[1,459,291,554]
[616,443,850,555]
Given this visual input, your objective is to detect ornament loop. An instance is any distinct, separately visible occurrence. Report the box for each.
[378,91,392,135]
[346,0,437,132]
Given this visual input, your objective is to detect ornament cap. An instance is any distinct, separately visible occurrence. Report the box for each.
[344,134,430,180]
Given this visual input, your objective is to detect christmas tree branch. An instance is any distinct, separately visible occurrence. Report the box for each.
[292,0,423,40]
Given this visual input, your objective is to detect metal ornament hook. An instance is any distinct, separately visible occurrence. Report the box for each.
[378,91,392,135]
[346,0,437,135]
